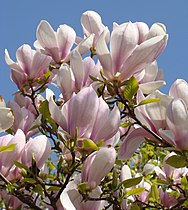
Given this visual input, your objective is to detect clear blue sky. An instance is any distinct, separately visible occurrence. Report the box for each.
[1,0,188,101]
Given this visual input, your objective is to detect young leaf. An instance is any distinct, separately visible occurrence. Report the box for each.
[130,203,140,210]
[33,184,43,195]
[82,139,98,151]
[123,76,139,101]
[126,187,145,197]
[137,98,160,106]
[14,161,31,174]
[118,176,143,189]
[165,155,188,168]
[149,184,160,203]
[39,100,50,120]
[0,144,16,153]
[77,182,90,192]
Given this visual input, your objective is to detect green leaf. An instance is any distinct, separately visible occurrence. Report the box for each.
[46,186,61,191]
[0,144,16,153]
[77,182,90,192]
[120,122,132,128]
[137,98,160,106]
[112,168,118,190]
[89,75,103,82]
[181,176,188,195]
[39,100,50,120]
[165,155,188,168]
[149,184,160,203]
[130,203,141,210]
[82,139,98,151]
[43,70,51,80]
[22,178,36,184]
[14,161,31,174]
[126,187,145,197]
[118,176,143,189]
[33,184,43,195]
[123,76,139,101]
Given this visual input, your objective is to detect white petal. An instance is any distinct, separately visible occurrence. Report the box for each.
[0,107,14,132]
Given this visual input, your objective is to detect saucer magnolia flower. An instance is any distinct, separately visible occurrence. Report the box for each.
[0,129,25,179]
[35,20,76,63]
[57,51,100,101]
[81,147,116,189]
[0,96,14,132]
[154,152,188,184]
[159,188,178,209]
[81,10,109,47]
[0,192,24,210]
[49,87,120,144]
[96,22,167,81]
[8,101,38,139]
[119,90,172,160]
[160,99,188,150]
[5,44,52,90]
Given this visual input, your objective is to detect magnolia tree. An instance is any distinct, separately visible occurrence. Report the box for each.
[0,10,188,210]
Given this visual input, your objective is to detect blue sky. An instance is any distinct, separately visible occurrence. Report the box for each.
[1,0,188,101]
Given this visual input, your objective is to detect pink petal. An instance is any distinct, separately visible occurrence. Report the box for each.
[110,22,139,72]
[139,80,166,94]
[118,128,152,160]
[81,10,105,37]
[96,29,113,78]
[16,44,33,75]
[87,147,116,189]
[57,63,75,101]
[57,24,76,60]
[147,23,166,39]
[22,135,51,168]
[49,97,68,131]
[30,51,51,77]
[169,79,188,107]
[91,101,120,144]
[74,34,94,55]
[36,20,59,62]
[67,87,99,137]
[120,35,168,80]
[135,22,149,43]
[70,50,84,89]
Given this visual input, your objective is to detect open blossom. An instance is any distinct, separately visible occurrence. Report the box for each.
[154,152,188,184]
[49,86,120,145]
[119,90,172,160]
[0,129,51,180]
[8,100,38,139]
[35,18,98,65]
[0,129,25,180]
[5,44,52,90]
[96,22,167,81]
[35,20,76,63]
[0,96,14,132]
[57,51,100,101]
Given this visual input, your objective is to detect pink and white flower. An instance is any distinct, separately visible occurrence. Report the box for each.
[49,86,120,145]
[5,44,52,90]
[96,22,167,81]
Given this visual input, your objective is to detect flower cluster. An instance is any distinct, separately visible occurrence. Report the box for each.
[0,10,188,210]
